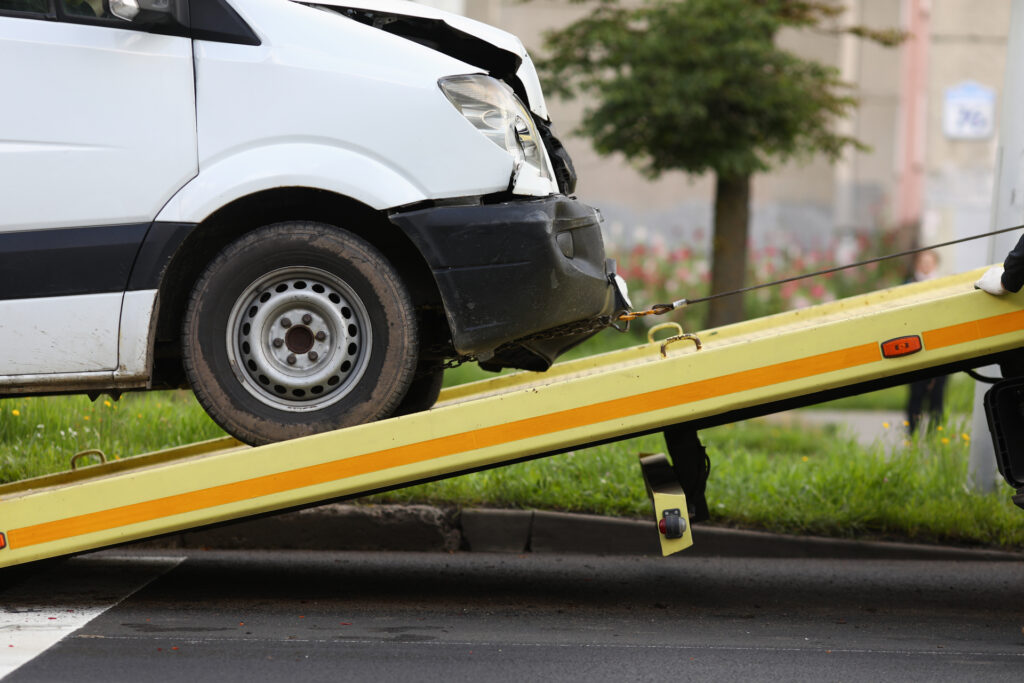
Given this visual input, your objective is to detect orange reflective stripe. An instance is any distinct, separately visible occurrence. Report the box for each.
[923,309,1024,350]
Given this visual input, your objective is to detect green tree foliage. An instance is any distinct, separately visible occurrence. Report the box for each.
[540,0,902,326]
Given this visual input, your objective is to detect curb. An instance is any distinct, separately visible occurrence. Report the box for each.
[134,504,1024,562]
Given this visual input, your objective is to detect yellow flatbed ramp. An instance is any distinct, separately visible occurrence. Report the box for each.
[2,268,1023,567]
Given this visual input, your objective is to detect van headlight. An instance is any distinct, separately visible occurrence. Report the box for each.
[439,74,552,186]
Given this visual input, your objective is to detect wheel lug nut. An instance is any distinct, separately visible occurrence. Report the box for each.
[272,338,284,348]
[302,313,313,325]
[308,351,319,361]
[287,354,296,365]
[315,331,327,341]
[281,317,292,328]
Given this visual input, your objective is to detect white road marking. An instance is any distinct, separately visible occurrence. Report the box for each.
[0,554,183,680]
[60,634,1024,659]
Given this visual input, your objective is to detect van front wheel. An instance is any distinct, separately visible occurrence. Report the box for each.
[182,222,417,446]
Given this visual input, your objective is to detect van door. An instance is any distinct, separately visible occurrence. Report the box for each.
[0,1,197,376]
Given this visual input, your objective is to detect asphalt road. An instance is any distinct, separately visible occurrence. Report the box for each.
[3,549,1024,681]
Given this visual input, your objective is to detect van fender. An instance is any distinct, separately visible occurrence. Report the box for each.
[155,141,433,223]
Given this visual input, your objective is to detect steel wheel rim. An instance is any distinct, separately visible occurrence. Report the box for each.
[226,266,373,412]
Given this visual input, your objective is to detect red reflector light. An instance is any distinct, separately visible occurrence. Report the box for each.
[658,519,667,535]
[881,335,923,358]
[0,532,6,550]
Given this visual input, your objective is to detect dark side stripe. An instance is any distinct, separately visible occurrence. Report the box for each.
[0,222,195,301]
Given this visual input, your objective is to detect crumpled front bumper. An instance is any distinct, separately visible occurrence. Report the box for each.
[390,195,622,370]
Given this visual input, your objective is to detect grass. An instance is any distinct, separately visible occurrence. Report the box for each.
[1,332,1017,550]
[0,391,224,484]
[366,418,1024,550]
[704,418,1022,548]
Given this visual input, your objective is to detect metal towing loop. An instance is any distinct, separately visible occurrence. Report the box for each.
[70,449,107,470]
[647,322,703,357]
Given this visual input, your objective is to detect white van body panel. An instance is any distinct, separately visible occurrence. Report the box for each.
[156,141,431,221]
[313,0,524,56]
[310,0,550,120]
[514,52,550,123]
[116,290,158,379]
[0,17,197,232]
[156,0,523,223]
[0,290,155,388]
[0,293,121,375]
[0,14,194,380]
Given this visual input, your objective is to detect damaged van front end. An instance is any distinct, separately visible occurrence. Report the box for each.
[308,0,627,371]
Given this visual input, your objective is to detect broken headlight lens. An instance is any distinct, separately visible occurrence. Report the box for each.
[439,74,552,184]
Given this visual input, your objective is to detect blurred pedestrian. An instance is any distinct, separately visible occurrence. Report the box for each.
[907,250,947,434]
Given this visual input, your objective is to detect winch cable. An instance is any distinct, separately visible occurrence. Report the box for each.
[444,223,1024,372]
[618,223,1024,321]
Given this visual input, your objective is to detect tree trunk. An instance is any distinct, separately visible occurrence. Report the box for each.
[707,173,751,328]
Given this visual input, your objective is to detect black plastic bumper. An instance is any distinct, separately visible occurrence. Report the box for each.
[390,195,618,369]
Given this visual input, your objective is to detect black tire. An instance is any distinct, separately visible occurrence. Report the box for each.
[392,362,445,417]
[182,222,417,445]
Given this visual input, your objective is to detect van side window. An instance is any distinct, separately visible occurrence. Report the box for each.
[0,0,50,14]
[60,0,113,19]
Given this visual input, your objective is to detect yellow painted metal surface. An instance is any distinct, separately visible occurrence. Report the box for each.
[1,268,1023,567]
[638,453,693,556]
[0,437,244,497]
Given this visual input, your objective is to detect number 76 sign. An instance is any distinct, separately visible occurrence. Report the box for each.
[943,81,996,140]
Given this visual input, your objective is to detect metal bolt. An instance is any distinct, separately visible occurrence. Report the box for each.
[302,313,313,325]
[315,331,327,342]
[281,317,292,328]
[272,338,284,348]
[308,351,319,361]
[286,354,296,365]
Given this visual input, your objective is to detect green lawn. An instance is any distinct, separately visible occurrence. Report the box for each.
[0,391,224,484]
[367,417,1024,549]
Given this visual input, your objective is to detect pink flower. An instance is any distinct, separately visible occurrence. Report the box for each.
[671,247,692,262]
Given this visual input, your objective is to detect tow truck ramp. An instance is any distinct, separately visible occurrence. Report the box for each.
[3,268,1024,568]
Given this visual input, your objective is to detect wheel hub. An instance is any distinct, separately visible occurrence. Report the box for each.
[284,325,314,354]
[226,268,372,411]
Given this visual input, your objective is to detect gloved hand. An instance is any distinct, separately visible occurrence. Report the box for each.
[975,266,1007,295]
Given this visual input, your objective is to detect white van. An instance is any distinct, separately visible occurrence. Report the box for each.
[0,0,625,444]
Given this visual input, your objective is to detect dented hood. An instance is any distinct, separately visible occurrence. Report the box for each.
[302,0,549,120]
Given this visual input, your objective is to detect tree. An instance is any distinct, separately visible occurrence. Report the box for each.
[539,0,902,327]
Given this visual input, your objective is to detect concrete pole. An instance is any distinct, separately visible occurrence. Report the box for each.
[967,0,1024,492]
[833,1,860,231]
[896,0,928,230]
